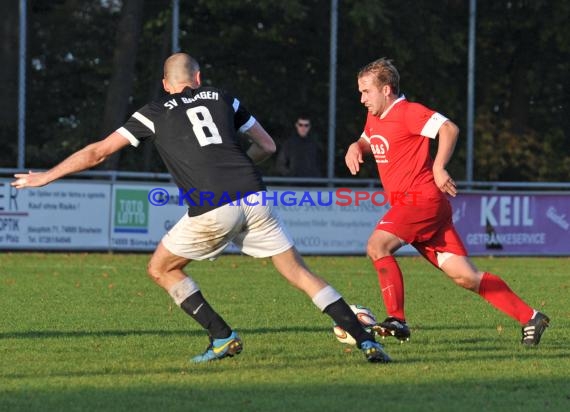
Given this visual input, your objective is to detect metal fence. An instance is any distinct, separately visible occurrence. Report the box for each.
[2,168,569,191]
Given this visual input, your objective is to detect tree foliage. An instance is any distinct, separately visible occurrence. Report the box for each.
[2,0,568,182]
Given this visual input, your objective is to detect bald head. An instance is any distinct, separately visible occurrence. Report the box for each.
[163,53,201,93]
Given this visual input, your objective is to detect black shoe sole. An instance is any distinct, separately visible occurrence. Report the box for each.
[372,325,411,342]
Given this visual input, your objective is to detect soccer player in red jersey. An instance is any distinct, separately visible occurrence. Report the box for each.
[345,58,549,346]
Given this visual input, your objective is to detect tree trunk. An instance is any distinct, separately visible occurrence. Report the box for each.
[100,0,145,170]
[0,0,19,166]
[142,16,172,171]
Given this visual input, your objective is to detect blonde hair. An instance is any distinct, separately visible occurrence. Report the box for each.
[358,58,400,95]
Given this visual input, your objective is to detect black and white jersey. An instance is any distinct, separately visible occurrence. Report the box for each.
[117,86,266,216]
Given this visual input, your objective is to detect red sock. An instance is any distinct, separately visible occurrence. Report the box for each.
[373,256,405,320]
[478,272,534,324]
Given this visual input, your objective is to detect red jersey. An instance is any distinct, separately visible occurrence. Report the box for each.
[361,97,448,194]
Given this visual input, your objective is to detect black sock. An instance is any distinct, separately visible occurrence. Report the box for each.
[324,298,374,348]
[180,291,232,339]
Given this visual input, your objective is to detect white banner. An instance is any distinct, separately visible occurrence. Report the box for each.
[110,183,186,251]
[108,184,416,255]
[0,179,110,250]
[270,189,381,254]
[0,180,416,255]
[269,188,416,255]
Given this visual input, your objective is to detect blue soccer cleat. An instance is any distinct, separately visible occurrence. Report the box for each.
[191,331,243,363]
[360,340,392,363]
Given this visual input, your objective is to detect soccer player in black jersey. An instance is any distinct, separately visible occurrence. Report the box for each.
[12,53,391,363]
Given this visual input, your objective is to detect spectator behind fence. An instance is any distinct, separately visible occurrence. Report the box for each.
[276,115,323,178]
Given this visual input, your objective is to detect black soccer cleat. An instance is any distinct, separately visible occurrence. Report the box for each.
[373,317,411,342]
[521,312,550,346]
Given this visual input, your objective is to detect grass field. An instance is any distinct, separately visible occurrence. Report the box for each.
[0,253,568,412]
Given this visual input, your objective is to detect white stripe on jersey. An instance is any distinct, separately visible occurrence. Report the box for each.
[420,112,448,139]
[133,111,155,133]
[360,132,370,143]
[232,98,240,112]
[239,116,256,133]
[380,96,406,119]
[116,127,140,147]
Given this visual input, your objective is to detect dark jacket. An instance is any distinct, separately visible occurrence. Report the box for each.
[276,133,323,177]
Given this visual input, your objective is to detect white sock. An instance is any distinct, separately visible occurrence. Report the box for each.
[168,277,200,306]
[311,285,342,312]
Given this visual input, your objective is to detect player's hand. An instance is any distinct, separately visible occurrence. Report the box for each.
[11,171,49,189]
[345,143,364,175]
[433,168,457,197]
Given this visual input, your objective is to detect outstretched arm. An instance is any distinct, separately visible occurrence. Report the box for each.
[433,120,459,197]
[11,131,130,189]
[243,121,277,164]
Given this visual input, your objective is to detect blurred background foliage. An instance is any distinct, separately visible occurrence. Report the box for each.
[0,0,568,181]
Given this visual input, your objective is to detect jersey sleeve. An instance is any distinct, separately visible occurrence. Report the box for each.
[231,97,256,133]
[116,104,157,147]
[404,102,448,139]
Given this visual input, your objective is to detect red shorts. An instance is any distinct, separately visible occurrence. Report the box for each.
[375,184,467,268]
